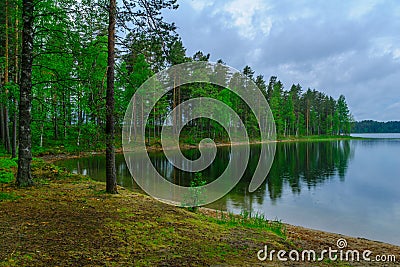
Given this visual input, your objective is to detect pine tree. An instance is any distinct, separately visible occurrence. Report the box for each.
[17,0,34,187]
[105,0,118,194]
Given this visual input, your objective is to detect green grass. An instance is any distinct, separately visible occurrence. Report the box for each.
[276,134,365,142]
[0,158,18,184]
[0,157,86,186]
[0,192,20,202]
[213,209,286,238]
[0,170,14,184]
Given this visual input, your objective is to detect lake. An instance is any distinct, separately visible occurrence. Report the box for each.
[56,136,400,246]
[351,133,400,139]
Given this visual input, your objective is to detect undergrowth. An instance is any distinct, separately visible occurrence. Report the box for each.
[214,209,286,238]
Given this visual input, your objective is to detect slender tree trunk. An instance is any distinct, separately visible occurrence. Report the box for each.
[0,105,4,146]
[17,0,34,187]
[172,74,176,135]
[3,108,10,153]
[52,88,58,140]
[12,104,17,158]
[105,0,118,194]
[306,100,310,136]
[77,91,82,147]
[153,82,156,141]
[62,91,67,139]
[4,0,11,153]
[133,94,136,140]
[12,4,19,159]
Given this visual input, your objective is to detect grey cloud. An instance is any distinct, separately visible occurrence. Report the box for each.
[164,0,400,121]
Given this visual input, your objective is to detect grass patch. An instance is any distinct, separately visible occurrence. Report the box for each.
[0,157,80,185]
[0,158,18,184]
[0,192,20,202]
[277,135,364,142]
[213,209,286,238]
[0,170,14,184]
[31,158,82,183]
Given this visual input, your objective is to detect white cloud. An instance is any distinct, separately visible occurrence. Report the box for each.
[369,37,400,61]
[392,49,400,60]
[219,0,272,40]
[188,0,214,12]
[260,18,272,35]
[348,0,380,19]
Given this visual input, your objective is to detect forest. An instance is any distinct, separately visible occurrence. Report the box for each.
[352,120,400,133]
[0,0,353,189]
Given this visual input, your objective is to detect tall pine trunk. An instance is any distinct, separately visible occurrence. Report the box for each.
[12,3,19,159]
[3,0,11,153]
[105,0,118,194]
[0,106,4,146]
[17,0,34,187]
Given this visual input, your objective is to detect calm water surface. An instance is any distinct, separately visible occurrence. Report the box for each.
[56,136,400,245]
[351,133,400,139]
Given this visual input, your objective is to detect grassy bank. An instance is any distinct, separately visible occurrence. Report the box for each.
[1,158,399,266]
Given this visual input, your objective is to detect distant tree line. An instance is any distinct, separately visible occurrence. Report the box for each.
[352,120,400,133]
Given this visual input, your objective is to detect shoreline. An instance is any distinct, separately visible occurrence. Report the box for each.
[41,135,363,162]
[199,207,400,249]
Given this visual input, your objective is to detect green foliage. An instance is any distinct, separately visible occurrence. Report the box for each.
[30,158,73,183]
[182,173,207,212]
[0,158,17,169]
[215,209,286,238]
[267,83,353,137]
[0,158,17,183]
[0,163,16,183]
[0,171,14,184]
[353,120,400,133]
[337,95,351,134]
[0,148,7,157]
[0,192,20,202]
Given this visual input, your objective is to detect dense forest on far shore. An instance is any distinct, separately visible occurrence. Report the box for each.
[352,120,400,133]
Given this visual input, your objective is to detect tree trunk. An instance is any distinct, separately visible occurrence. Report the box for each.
[0,105,4,146]
[12,103,17,158]
[17,0,34,187]
[105,0,118,194]
[4,0,11,153]
[52,88,58,140]
[306,100,310,136]
[12,3,20,159]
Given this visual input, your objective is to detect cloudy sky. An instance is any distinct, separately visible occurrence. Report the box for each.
[164,0,400,121]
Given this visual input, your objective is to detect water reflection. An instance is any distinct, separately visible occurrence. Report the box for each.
[213,141,353,210]
[58,140,353,204]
